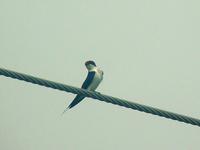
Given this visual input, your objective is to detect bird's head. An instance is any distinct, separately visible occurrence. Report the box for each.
[85,60,96,70]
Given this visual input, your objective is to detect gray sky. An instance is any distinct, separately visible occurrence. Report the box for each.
[1,0,200,149]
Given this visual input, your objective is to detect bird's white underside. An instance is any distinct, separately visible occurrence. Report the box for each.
[87,67,103,91]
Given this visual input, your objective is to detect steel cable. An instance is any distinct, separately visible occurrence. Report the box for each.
[0,67,200,127]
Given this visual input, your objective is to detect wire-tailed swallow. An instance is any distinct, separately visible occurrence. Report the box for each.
[62,60,103,113]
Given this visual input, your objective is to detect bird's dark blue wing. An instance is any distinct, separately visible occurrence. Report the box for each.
[65,71,95,110]
[81,71,95,89]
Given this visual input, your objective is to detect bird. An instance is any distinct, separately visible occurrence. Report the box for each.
[62,60,103,113]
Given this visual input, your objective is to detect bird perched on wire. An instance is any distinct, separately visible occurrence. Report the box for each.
[62,60,103,113]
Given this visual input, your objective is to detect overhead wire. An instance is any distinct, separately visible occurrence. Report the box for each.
[0,67,200,127]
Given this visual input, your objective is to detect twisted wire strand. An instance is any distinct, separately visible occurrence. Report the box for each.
[0,67,200,127]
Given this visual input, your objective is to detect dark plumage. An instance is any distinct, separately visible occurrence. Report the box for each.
[67,71,95,109]
[85,60,96,66]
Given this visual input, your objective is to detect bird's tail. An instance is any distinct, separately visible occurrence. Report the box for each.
[61,95,85,115]
[61,107,70,115]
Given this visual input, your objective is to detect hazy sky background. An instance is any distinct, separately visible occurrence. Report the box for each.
[1,0,200,149]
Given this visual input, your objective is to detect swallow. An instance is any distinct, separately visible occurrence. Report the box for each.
[62,60,103,113]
